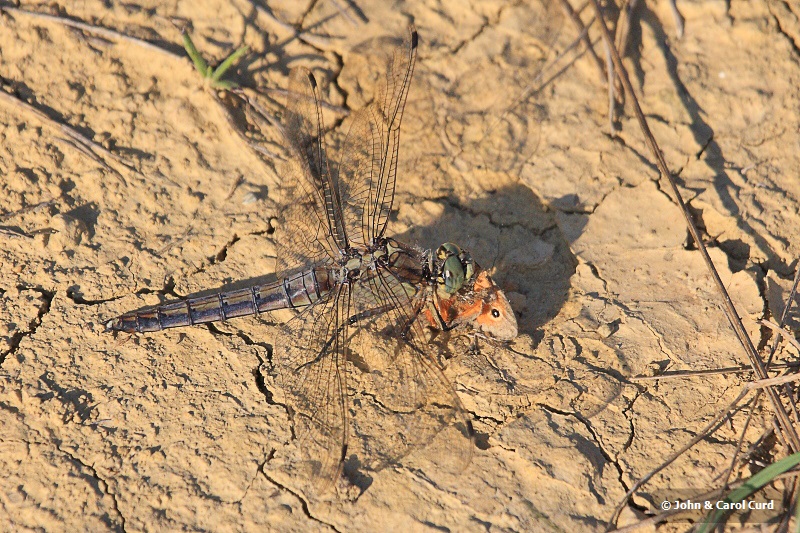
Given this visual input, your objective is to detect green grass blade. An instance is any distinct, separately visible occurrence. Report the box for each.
[212,80,236,91]
[182,32,209,78]
[211,45,248,83]
[697,451,800,532]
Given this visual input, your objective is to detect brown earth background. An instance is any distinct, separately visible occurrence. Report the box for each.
[2,0,800,531]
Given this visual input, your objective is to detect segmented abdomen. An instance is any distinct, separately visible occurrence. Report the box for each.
[106,268,333,333]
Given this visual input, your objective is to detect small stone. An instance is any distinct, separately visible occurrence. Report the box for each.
[597,323,613,338]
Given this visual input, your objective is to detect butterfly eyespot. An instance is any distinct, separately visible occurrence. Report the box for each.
[491,308,501,318]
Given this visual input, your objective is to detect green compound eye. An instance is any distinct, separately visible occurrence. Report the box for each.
[442,255,466,294]
[436,242,476,295]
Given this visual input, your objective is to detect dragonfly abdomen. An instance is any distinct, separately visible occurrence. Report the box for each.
[106,268,334,333]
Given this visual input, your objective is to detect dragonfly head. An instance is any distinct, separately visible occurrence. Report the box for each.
[435,242,475,296]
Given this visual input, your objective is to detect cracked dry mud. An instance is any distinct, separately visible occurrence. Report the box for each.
[1,0,799,531]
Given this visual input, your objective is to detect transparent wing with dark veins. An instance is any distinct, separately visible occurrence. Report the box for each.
[275,68,346,276]
[338,26,418,249]
[269,26,471,491]
[270,284,351,493]
[346,265,474,475]
[268,67,352,493]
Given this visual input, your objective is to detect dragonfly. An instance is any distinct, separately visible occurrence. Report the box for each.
[106,26,518,493]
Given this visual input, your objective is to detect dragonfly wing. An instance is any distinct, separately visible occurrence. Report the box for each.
[333,105,374,250]
[346,266,474,476]
[338,26,418,248]
[276,68,346,276]
[269,285,352,494]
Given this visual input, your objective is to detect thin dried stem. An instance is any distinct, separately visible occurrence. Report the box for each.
[761,264,800,465]
[630,361,800,381]
[598,0,800,520]
[615,0,640,58]
[766,264,800,367]
[0,6,183,59]
[747,373,800,391]
[0,198,60,239]
[234,89,288,148]
[589,0,800,456]
[0,227,32,238]
[720,392,760,491]
[0,86,132,179]
[559,0,606,79]
[610,467,800,532]
[212,92,281,161]
[759,319,800,353]
[0,198,58,221]
[605,389,751,529]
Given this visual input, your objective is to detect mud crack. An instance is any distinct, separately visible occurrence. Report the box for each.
[204,323,283,412]
[442,196,556,235]
[208,233,240,265]
[695,131,714,160]
[260,456,343,532]
[236,330,279,408]
[540,404,643,513]
[447,2,510,55]
[65,287,122,306]
[49,436,127,531]
[449,15,491,55]
[234,456,270,504]
[770,2,800,58]
[1,287,55,366]
[620,388,642,454]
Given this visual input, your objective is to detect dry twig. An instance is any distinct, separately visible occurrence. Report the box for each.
[558,0,606,79]
[607,389,752,529]
[611,468,800,532]
[759,319,800,353]
[590,0,800,526]
[630,361,800,381]
[589,0,800,456]
[0,6,183,59]
[0,198,58,220]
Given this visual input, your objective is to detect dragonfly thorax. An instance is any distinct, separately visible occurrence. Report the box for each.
[339,247,366,283]
[338,239,411,283]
